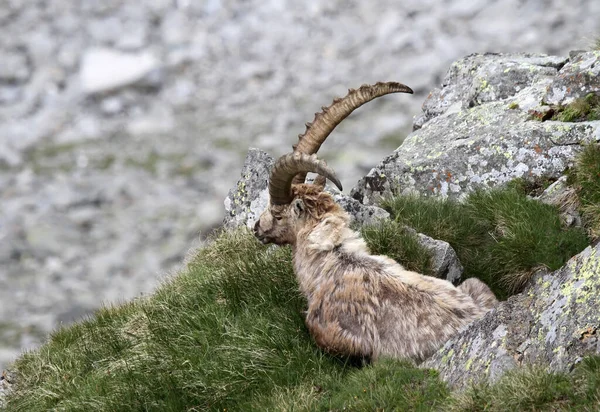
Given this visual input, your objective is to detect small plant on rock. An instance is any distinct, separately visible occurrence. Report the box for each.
[553,93,600,122]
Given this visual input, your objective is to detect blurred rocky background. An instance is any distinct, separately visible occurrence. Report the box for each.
[0,0,599,370]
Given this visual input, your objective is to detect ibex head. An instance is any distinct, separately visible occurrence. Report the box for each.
[253,82,413,246]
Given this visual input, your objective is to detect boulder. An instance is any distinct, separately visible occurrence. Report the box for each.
[536,176,582,228]
[329,191,391,226]
[416,232,463,284]
[414,53,567,129]
[0,370,13,409]
[423,242,600,388]
[543,50,600,106]
[223,148,275,230]
[351,52,600,205]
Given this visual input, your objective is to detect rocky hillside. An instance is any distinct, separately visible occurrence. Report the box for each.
[223,49,600,388]
[1,0,599,370]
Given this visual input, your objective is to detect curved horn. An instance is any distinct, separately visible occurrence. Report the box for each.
[269,153,342,205]
[292,81,413,185]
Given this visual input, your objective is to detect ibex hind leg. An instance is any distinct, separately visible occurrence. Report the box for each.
[458,278,498,311]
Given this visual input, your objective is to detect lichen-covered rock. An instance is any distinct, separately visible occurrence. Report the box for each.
[543,50,600,105]
[536,175,582,227]
[416,233,463,284]
[351,53,600,205]
[330,192,391,226]
[0,369,14,408]
[413,53,567,129]
[414,53,567,129]
[223,148,274,230]
[423,242,600,389]
[223,148,391,229]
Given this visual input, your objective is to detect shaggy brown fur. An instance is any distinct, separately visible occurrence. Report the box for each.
[254,184,497,362]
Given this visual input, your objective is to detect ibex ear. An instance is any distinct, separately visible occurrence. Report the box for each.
[292,198,305,217]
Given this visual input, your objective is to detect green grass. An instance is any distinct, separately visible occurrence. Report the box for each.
[4,226,600,411]
[251,358,450,411]
[381,187,589,298]
[570,143,600,239]
[2,229,448,411]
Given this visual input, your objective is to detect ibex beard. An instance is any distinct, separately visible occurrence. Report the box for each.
[254,83,497,362]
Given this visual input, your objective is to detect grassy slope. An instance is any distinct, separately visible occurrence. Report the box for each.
[4,144,600,411]
[4,230,451,411]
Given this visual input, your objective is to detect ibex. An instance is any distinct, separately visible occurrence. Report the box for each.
[254,83,497,362]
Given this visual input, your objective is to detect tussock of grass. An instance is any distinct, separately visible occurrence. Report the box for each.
[571,143,600,239]
[361,220,434,276]
[382,187,589,298]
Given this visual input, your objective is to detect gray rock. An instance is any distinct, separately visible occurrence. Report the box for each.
[536,176,582,227]
[397,225,463,283]
[330,193,390,227]
[416,233,463,283]
[79,48,160,94]
[0,369,14,408]
[543,50,600,105]
[223,149,390,229]
[423,242,600,388]
[351,53,600,205]
[223,148,275,230]
[414,53,567,129]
